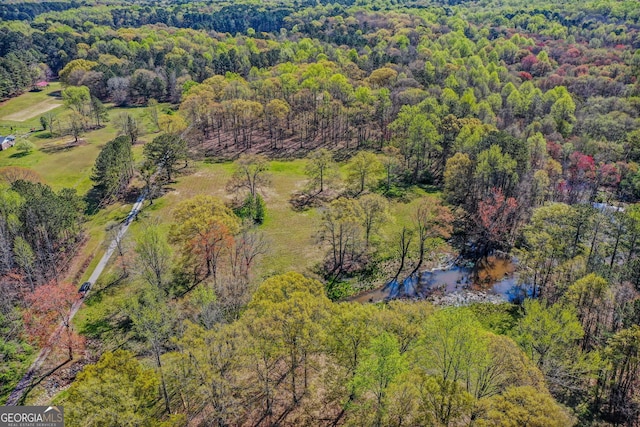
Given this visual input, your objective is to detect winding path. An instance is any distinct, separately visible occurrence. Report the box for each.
[6,191,147,406]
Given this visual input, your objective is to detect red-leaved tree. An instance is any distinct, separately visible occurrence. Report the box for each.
[23,282,85,360]
[567,151,597,202]
[477,187,519,255]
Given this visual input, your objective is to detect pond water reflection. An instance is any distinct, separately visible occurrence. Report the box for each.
[350,256,531,304]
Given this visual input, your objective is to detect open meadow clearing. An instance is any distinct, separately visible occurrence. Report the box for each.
[0,87,432,298]
[0,100,151,183]
[143,159,326,278]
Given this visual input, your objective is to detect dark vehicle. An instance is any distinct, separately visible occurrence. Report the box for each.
[78,281,91,295]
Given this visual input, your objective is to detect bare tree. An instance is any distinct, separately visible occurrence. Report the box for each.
[230,228,268,281]
[146,98,160,132]
[409,200,453,277]
[68,111,85,143]
[139,161,159,204]
[107,76,130,106]
[304,149,338,194]
[107,223,129,276]
[226,154,270,198]
[393,226,413,281]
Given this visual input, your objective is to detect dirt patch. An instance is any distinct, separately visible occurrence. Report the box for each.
[3,99,62,122]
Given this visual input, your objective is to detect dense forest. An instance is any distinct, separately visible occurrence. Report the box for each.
[1,0,640,425]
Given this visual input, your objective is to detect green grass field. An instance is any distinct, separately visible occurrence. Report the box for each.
[0,88,151,194]
[0,86,443,316]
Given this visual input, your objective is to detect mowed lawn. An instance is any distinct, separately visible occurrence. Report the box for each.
[3,99,61,122]
[0,101,150,194]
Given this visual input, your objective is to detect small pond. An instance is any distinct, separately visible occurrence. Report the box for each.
[350,256,531,304]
